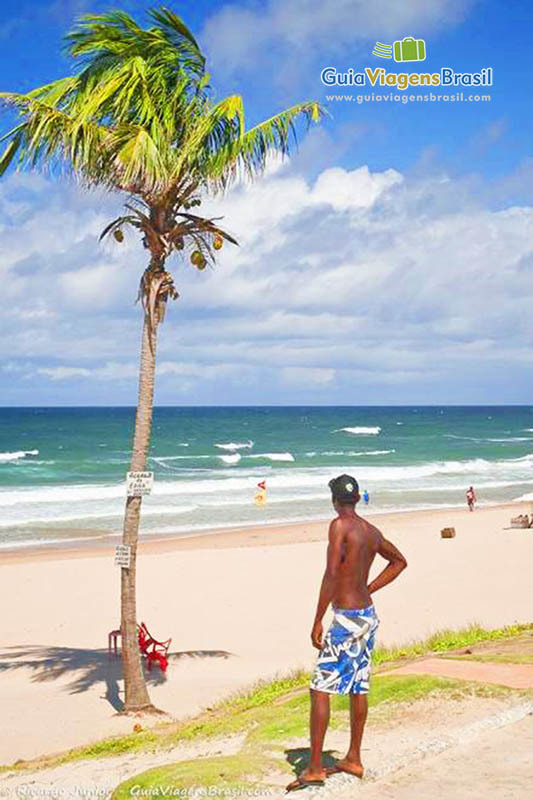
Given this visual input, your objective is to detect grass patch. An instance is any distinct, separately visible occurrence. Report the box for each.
[245,673,513,744]
[3,623,531,775]
[111,753,282,799]
[111,673,519,798]
[373,622,533,667]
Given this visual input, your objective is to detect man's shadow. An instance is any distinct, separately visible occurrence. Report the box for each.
[0,645,233,712]
[284,747,338,777]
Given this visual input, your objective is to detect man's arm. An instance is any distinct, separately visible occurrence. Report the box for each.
[311,520,344,649]
[367,535,407,596]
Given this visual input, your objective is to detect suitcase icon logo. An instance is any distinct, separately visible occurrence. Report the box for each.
[393,37,426,62]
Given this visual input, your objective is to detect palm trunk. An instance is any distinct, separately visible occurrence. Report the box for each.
[120,311,158,712]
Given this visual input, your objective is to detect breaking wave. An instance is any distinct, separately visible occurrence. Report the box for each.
[317,449,395,457]
[334,427,381,435]
[219,453,242,465]
[0,449,39,463]
[514,492,533,502]
[248,452,295,462]
[1,453,531,510]
[215,441,254,451]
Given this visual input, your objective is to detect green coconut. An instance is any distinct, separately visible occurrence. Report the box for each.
[191,250,206,270]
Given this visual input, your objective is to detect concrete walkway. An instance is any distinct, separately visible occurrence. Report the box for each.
[387,657,533,688]
[330,711,533,800]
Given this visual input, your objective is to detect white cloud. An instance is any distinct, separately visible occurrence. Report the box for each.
[1,155,532,403]
[59,261,132,309]
[36,361,245,383]
[281,367,335,387]
[38,366,95,381]
[203,0,475,79]
[312,166,402,212]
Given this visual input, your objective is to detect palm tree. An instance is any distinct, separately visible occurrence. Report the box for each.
[0,7,323,712]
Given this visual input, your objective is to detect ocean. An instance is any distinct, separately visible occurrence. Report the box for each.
[1,406,532,550]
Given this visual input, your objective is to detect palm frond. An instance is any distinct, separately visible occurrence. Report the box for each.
[0,4,323,280]
[65,8,204,77]
[203,101,325,189]
[177,212,239,246]
[0,132,23,176]
[167,94,244,181]
[0,91,108,179]
[147,6,203,54]
[99,214,140,240]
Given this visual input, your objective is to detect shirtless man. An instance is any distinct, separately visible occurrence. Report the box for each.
[287,474,407,791]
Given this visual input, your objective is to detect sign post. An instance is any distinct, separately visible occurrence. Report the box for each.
[115,544,131,569]
[126,471,154,497]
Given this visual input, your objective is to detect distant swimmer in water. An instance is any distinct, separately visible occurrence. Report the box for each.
[363,489,370,505]
[466,486,476,512]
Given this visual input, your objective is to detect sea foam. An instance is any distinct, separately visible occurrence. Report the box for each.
[320,449,395,457]
[334,427,381,435]
[219,453,242,465]
[513,491,533,502]
[0,449,39,462]
[215,441,253,451]
[1,452,532,509]
[248,452,295,462]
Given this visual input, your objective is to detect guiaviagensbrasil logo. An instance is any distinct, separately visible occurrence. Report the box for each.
[373,37,426,62]
[320,35,493,90]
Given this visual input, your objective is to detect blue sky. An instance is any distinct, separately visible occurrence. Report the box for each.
[0,0,532,405]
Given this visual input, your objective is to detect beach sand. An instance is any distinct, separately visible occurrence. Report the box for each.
[1,502,532,765]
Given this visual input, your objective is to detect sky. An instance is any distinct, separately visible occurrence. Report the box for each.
[0,0,532,406]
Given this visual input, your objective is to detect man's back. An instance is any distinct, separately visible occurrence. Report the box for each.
[332,514,381,608]
[288,475,408,792]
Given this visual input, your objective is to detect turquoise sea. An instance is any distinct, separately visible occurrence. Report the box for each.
[1,406,532,549]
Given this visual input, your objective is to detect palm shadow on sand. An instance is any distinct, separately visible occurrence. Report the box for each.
[0,646,233,712]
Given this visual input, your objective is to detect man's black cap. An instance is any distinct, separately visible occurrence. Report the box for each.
[328,474,359,502]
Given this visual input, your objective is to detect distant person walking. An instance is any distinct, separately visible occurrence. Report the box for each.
[363,489,370,505]
[466,485,477,512]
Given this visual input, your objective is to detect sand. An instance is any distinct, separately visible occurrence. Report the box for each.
[0,502,532,765]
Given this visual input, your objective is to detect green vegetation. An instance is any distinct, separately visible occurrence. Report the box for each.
[245,674,472,745]
[3,622,531,778]
[373,622,533,667]
[113,753,280,797]
[111,673,518,799]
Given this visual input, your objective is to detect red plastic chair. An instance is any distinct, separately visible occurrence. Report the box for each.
[107,622,172,673]
[108,626,122,657]
[137,622,172,673]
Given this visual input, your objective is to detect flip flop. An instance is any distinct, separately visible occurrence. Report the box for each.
[285,775,326,792]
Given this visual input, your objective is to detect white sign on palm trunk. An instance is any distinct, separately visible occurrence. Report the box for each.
[126,471,154,497]
[115,544,131,568]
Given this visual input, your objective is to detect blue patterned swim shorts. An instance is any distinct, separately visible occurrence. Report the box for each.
[310,604,379,695]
